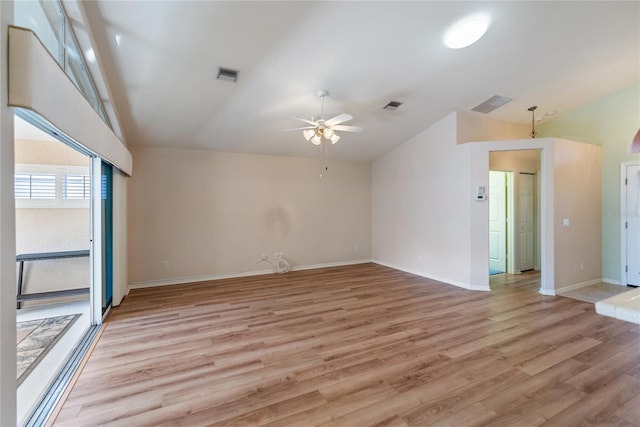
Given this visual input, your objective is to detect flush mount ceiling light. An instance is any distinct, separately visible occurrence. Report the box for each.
[286,90,362,146]
[443,13,491,49]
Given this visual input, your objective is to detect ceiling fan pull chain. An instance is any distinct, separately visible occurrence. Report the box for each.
[321,140,329,177]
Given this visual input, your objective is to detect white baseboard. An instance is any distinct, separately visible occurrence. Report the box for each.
[539,288,556,296]
[289,259,373,272]
[128,259,373,291]
[372,259,491,292]
[555,278,603,295]
[602,278,622,286]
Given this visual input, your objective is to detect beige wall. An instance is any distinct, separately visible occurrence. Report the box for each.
[554,139,602,288]
[538,83,640,282]
[15,138,88,166]
[15,139,90,295]
[489,150,539,173]
[457,110,529,144]
[372,112,529,290]
[127,147,371,286]
[372,113,474,288]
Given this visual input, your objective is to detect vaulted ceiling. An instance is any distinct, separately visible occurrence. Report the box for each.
[80,1,639,161]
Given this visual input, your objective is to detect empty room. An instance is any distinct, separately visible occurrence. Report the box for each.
[0,1,639,426]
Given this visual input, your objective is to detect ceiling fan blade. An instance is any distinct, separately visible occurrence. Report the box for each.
[283,126,316,131]
[332,125,363,132]
[291,116,318,126]
[325,113,353,126]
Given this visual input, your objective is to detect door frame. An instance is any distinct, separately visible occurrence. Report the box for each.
[620,160,640,286]
[471,140,552,295]
[489,170,515,275]
[518,172,537,272]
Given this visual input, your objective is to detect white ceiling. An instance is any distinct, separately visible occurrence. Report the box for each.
[85,1,639,162]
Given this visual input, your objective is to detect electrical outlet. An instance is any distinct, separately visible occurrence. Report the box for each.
[580,262,584,271]
[353,244,359,252]
[163,261,169,269]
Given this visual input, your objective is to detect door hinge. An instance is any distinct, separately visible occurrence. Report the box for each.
[626,265,628,273]
[625,221,628,229]
[625,178,628,185]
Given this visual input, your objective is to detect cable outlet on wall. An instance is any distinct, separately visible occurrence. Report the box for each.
[163,261,169,269]
[275,252,283,260]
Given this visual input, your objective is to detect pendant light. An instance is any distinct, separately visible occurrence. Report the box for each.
[528,106,537,138]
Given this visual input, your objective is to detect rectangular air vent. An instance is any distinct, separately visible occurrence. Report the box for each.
[217,67,239,82]
[383,101,403,111]
[471,95,512,113]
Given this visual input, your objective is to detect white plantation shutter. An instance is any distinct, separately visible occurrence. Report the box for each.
[63,174,90,199]
[14,173,32,199]
[15,164,90,208]
[14,172,56,199]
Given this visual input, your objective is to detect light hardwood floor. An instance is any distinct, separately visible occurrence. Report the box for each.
[54,264,640,426]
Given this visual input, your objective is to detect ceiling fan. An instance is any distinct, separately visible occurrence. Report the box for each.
[288,90,362,145]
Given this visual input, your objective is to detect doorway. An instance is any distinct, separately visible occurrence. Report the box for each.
[14,116,92,422]
[489,150,541,280]
[489,171,513,275]
[622,162,640,286]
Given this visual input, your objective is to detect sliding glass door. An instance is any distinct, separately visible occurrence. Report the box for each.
[101,162,113,312]
[91,159,113,323]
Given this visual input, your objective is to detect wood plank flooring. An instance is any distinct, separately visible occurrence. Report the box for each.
[54,264,640,426]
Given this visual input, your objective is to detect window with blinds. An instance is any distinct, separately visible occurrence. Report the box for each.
[14,173,57,199]
[63,174,91,200]
[15,164,90,208]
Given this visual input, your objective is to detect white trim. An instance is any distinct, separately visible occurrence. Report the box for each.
[90,157,102,326]
[468,138,554,295]
[602,277,622,286]
[128,259,373,291]
[555,278,603,295]
[291,259,372,272]
[539,288,556,296]
[372,259,491,291]
[620,160,640,287]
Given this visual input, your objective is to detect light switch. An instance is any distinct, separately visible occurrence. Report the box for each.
[563,218,570,227]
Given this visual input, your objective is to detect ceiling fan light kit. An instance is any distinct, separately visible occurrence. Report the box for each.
[289,90,362,146]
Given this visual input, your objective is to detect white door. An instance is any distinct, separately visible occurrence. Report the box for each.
[626,164,640,286]
[519,173,536,271]
[489,171,507,273]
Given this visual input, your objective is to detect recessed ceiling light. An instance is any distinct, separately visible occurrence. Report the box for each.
[443,13,491,49]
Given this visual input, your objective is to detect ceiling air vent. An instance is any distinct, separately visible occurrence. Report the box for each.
[383,101,403,111]
[217,67,239,82]
[471,95,512,113]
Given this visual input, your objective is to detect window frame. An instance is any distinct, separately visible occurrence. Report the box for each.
[15,163,91,208]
